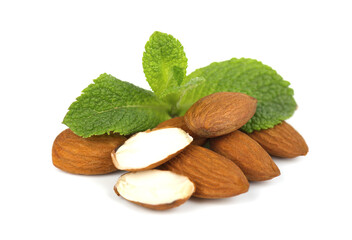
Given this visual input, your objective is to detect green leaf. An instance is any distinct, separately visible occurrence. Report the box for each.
[142,31,188,99]
[63,73,171,137]
[177,58,297,133]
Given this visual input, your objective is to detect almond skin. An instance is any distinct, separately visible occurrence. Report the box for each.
[154,116,207,146]
[209,131,280,181]
[248,121,309,158]
[159,145,249,198]
[52,129,126,175]
[184,92,257,138]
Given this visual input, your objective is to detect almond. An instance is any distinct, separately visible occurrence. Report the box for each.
[111,128,192,171]
[248,121,309,158]
[114,170,195,210]
[154,116,207,145]
[159,145,249,198]
[209,131,280,181]
[52,129,127,175]
[184,92,257,138]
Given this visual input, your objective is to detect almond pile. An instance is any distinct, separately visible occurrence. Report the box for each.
[52,92,308,210]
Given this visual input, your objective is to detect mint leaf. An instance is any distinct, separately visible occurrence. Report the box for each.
[177,58,297,133]
[142,31,188,99]
[63,74,171,137]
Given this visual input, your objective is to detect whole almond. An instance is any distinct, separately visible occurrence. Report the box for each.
[184,92,257,138]
[159,145,249,198]
[210,131,280,181]
[154,116,207,146]
[248,121,308,158]
[52,129,126,175]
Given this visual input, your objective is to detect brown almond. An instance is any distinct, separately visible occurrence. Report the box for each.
[154,116,207,146]
[248,121,309,158]
[210,131,280,181]
[159,145,249,198]
[184,92,257,138]
[52,129,127,175]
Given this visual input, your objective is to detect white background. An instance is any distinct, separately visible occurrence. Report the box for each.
[1,0,351,239]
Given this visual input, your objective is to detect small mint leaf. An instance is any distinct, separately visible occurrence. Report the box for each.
[63,74,171,137]
[142,31,188,98]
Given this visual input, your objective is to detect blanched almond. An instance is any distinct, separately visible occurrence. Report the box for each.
[114,170,195,210]
[111,128,192,171]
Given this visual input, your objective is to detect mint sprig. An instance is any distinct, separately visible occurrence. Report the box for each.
[63,32,297,137]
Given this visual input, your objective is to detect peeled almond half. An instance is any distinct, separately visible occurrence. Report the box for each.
[114,170,195,210]
[111,128,193,171]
